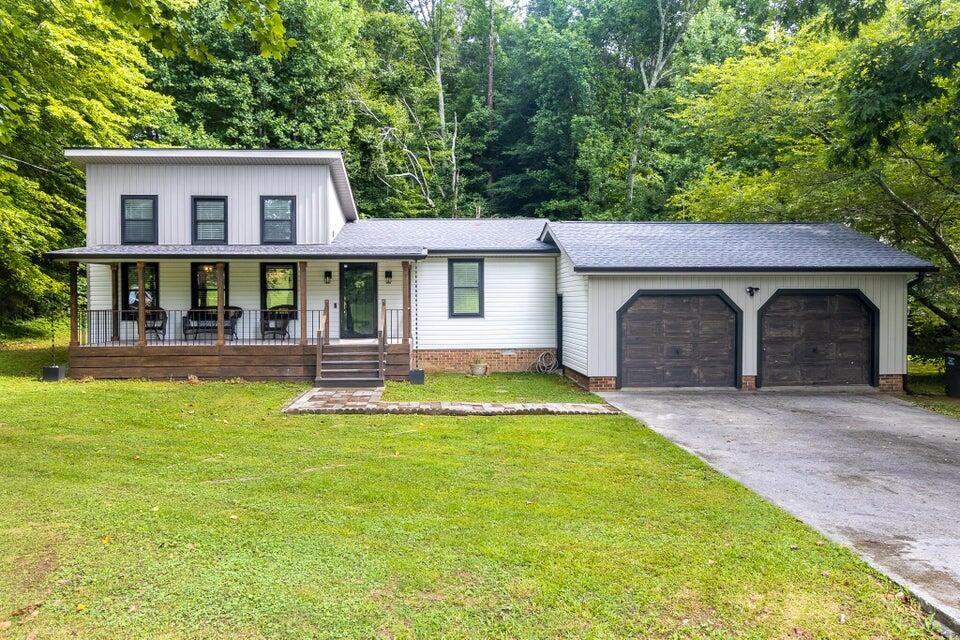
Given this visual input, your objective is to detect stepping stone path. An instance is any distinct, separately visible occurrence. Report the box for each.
[284,387,620,416]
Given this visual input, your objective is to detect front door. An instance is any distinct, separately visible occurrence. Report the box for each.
[340,263,377,339]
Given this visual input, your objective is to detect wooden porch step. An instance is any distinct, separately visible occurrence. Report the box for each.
[313,377,383,388]
[321,360,381,370]
[321,368,381,378]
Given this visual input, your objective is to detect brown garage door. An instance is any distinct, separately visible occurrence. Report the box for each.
[619,294,738,387]
[759,292,874,387]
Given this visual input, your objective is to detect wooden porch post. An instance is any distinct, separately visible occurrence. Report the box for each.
[136,261,146,347]
[298,260,307,346]
[69,261,79,347]
[110,263,120,341]
[216,262,225,346]
[402,261,412,342]
[323,299,330,345]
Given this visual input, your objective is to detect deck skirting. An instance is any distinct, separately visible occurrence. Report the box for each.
[69,343,410,381]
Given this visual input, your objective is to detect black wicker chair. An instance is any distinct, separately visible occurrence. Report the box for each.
[260,305,296,341]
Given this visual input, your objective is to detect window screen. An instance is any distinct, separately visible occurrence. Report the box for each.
[448,259,483,317]
[193,197,226,244]
[121,196,157,244]
[261,197,295,244]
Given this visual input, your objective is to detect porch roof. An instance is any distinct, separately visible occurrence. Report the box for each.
[46,244,428,262]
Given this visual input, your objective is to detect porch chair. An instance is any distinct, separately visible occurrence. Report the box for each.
[260,305,296,341]
[182,306,243,340]
[143,308,168,341]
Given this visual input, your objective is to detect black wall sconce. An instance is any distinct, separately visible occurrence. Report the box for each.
[384,270,393,284]
[324,270,332,284]
[746,286,760,297]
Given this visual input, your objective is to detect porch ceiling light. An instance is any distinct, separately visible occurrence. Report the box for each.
[324,270,332,284]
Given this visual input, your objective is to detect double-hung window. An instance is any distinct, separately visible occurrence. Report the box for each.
[448,259,484,318]
[120,263,160,311]
[261,264,297,310]
[261,196,296,244]
[121,196,158,244]
[191,263,228,309]
[192,197,227,244]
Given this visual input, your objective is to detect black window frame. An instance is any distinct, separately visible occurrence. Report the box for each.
[260,263,298,310]
[120,262,160,312]
[191,196,228,245]
[260,196,296,245]
[120,195,158,245]
[448,258,484,318]
[190,263,229,309]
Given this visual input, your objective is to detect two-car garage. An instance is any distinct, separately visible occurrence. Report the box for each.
[617,290,877,389]
[544,222,933,392]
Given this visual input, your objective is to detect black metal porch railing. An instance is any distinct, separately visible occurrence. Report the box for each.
[76,308,327,346]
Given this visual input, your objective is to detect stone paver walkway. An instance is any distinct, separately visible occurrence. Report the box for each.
[283,387,619,416]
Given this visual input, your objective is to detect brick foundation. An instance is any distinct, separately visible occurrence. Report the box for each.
[413,348,555,374]
[741,375,757,390]
[564,367,617,392]
[879,374,904,393]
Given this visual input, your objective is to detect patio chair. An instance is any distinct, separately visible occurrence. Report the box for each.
[182,306,243,340]
[260,305,296,341]
[143,308,167,341]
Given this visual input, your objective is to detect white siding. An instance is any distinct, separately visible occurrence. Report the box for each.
[325,169,347,242]
[587,272,912,377]
[85,164,332,245]
[556,252,588,374]
[87,259,403,341]
[413,256,556,350]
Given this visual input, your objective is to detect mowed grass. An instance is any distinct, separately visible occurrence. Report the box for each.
[906,360,960,419]
[382,372,603,403]
[0,330,941,639]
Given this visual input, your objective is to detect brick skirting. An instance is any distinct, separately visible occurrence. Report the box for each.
[413,348,555,373]
[564,367,617,392]
[741,375,757,390]
[879,374,904,393]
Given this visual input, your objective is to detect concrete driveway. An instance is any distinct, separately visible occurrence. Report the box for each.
[600,390,960,633]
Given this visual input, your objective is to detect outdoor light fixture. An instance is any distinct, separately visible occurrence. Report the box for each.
[324,270,332,284]
[385,270,393,284]
[746,286,760,297]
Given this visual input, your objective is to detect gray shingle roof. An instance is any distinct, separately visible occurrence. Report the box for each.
[543,222,935,272]
[331,218,556,253]
[46,244,427,261]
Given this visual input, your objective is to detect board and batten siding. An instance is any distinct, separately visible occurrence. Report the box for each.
[86,260,404,341]
[85,164,349,246]
[586,272,912,378]
[413,256,556,350]
[556,252,588,375]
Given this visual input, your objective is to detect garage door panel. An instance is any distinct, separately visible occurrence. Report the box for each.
[760,293,873,387]
[620,294,737,388]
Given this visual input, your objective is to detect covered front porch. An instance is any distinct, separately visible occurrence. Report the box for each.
[58,251,417,382]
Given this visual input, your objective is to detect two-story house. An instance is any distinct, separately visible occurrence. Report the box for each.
[50,148,934,391]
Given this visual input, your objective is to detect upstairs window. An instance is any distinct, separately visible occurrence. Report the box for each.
[121,196,157,244]
[191,263,229,309]
[261,196,296,244]
[448,259,484,318]
[120,263,160,311]
[192,197,227,245]
[261,264,297,309]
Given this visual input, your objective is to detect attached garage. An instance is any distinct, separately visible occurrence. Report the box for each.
[758,291,877,387]
[618,292,739,387]
[544,222,935,392]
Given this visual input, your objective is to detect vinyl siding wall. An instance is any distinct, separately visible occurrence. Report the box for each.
[85,164,349,246]
[86,260,403,341]
[412,256,556,350]
[586,272,912,377]
[556,252,588,374]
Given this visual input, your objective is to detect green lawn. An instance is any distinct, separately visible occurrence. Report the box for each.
[0,330,940,639]
[382,372,603,403]
[906,360,960,419]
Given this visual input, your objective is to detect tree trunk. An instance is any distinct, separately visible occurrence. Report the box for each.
[486,0,495,127]
[435,50,446,141]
